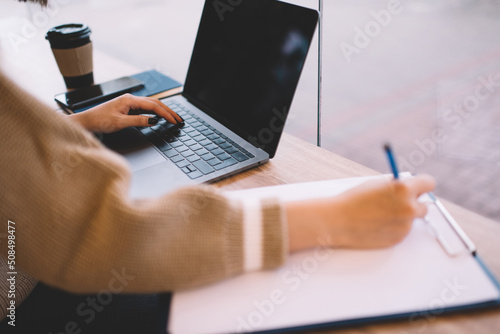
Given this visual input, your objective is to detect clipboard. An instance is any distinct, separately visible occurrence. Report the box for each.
[167,174,500,334]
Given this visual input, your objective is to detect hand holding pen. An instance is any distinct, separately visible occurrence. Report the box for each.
[288,145,436,252]
[383,143,475,256]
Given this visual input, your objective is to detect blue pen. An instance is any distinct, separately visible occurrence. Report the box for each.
[384,143,399,180]
[383,143,476,255]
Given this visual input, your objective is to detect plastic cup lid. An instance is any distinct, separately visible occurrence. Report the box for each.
[45,23,91,42]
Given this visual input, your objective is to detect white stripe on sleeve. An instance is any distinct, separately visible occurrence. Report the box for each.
[242,198,263,272]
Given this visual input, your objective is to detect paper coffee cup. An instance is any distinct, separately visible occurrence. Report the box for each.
[46,24,94,89]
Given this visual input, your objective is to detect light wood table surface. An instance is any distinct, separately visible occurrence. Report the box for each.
[1,28,499,334]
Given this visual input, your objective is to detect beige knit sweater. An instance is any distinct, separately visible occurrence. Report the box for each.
[0,70,287,322]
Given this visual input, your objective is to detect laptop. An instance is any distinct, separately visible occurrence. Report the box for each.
[104,0,318,199]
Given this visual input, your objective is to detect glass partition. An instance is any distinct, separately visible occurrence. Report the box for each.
[320,0,500,222]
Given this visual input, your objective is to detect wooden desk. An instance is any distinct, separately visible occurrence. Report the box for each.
[2,27,499,334]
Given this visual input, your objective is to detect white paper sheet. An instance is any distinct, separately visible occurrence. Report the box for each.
[168,174,499,334]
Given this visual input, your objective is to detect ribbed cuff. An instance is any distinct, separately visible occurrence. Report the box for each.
[241,197,287,273]
[261,198,287,269]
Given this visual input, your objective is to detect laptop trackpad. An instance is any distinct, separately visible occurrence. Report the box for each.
[102,128,165,172]
[129,161,192,199]
[101,128,193,198]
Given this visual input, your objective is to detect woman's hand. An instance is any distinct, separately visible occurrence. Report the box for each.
[68,94,183,133]
[287,174,436,252]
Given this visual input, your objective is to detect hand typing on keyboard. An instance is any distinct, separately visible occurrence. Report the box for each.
[67,94,183,133]
[140,100,256,179]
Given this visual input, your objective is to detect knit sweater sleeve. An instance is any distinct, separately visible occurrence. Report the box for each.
[0,71,288,296]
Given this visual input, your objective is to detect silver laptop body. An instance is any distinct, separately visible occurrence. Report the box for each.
[104,0,318,199]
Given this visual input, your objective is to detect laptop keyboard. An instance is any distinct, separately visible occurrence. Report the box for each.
[138,101,255,180]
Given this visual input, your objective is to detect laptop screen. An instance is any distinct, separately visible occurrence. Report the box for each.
[183,0,318,158]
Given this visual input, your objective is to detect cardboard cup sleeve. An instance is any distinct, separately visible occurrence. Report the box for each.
[51,42,93,78]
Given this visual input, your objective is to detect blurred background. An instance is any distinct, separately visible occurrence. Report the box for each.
[1,0,499,221]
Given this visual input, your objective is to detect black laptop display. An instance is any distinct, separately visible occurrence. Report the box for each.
[184,0,318,157]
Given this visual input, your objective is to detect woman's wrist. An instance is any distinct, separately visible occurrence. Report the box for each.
[286,197,343,252]
[68,111,92,131]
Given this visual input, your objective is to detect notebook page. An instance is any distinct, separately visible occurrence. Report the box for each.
[168,174,499,334]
